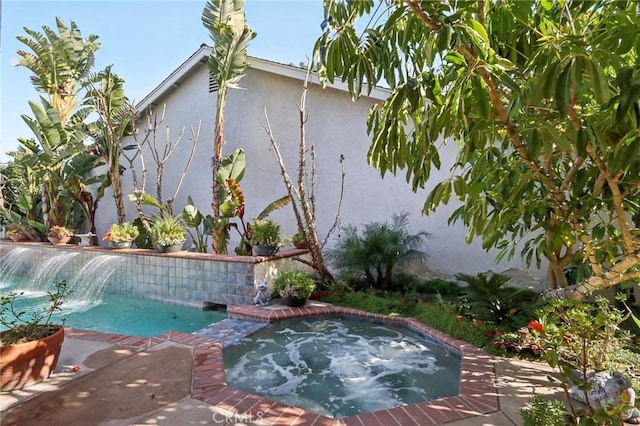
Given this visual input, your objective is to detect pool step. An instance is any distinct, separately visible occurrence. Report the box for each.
[194,318,266,347]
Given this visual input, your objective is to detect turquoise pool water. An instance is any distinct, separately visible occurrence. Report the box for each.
[0,279,226,337]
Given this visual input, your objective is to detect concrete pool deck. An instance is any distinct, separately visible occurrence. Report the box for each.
[1,301,567,425]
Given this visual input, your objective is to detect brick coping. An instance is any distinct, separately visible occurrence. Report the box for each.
[0,240,308,264]
[65,303,499,426]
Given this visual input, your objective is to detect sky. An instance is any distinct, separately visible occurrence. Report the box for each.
[0,0,326,162]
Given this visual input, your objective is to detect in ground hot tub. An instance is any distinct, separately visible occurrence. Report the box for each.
[223,315,461,418]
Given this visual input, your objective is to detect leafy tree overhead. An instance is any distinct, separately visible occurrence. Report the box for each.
[315,0,640,298]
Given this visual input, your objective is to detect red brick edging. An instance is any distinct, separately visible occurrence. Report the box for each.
[67,303,499,425]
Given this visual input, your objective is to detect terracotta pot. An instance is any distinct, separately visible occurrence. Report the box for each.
[0,326,65,391]
[456,315,465,323]
[8,234,30,242]
[472,319,485,327]
[281,296,307,307]
[48,236,73,245]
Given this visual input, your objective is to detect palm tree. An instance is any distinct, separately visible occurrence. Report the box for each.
[326,212,430,291]
[202,0,256,253]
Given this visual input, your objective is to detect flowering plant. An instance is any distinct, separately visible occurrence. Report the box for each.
[279,285,300,298]
[493,318,545,357]
[102,230,112,242]
[527,320,544,333]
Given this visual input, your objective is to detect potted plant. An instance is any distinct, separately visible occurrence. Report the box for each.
[292,232,308,249]
[47,225,75,245]
[6,225,30,242]
[108,222,139,249]
[151,215,187,253]
[273,269,316,307]
[0,281,70,391]
[250,218,285,256]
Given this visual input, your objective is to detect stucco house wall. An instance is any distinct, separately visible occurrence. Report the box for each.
[96,45,544,282]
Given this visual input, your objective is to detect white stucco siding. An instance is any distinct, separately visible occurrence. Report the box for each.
[98,60,218,237]
[98,54,542,280]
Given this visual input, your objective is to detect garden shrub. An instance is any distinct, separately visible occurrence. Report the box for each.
[456,272,538,331]
[324,212,429,292]
[417,278,462,296]
[322,292,492,350]
[520,394,567,426]
[535,295,639,423]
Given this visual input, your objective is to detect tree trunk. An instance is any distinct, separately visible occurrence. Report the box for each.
[111,170,126,225]
[544,251,640,300]
[211,88,228,254]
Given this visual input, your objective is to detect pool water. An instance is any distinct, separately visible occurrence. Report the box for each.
[223,316,461,418]
[0,280,226,337]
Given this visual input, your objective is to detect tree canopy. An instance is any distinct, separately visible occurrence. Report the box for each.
[315,0,640,298]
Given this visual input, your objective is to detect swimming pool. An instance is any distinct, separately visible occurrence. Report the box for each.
[0,278,226,337]
[223,316,461,418]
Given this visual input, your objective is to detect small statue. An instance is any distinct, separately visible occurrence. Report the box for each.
[253,281,271,307]
[569,371,640,424]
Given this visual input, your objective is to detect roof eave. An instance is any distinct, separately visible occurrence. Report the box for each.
[135,45,389,112]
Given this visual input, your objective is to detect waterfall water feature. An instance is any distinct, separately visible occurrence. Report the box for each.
[0,247,31,285]
[0,247,123,302]
[66,255,124,301]
[24,251,80,291]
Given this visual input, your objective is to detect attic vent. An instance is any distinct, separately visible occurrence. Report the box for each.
[209,72,219,93]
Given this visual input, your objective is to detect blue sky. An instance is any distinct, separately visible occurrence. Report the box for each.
[0,0,325,162]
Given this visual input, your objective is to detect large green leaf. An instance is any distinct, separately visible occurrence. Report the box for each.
[215,148,245,184]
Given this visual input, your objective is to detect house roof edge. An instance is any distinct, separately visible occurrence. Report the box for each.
[135,45,389,112]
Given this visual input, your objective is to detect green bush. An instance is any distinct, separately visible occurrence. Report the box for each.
[536,295,638,422]
[322,292,492,350]
[456,272,537,330]
[273,270,316,299]
[325,212,430,292]
[417,278,462,296]
[520,394,567,426]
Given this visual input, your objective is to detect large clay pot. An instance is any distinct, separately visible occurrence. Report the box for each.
[8,234,30,242]
[0,326,65,391]
[48,236,73,245]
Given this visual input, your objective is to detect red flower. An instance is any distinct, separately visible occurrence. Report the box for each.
[528,320,544,333]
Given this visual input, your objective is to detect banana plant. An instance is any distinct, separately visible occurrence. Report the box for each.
[202,0,256,253]
[182,196,214,253]
[215,148,291,255]
[212,148,245,254]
